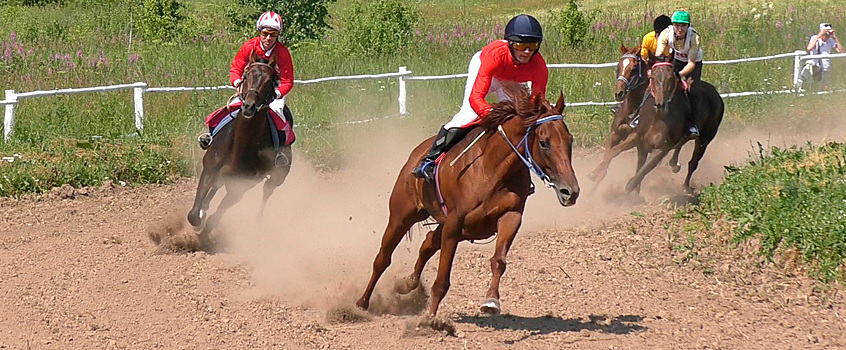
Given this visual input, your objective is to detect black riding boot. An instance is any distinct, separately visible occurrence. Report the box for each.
[683,92,699,137]
[412,126,465,182]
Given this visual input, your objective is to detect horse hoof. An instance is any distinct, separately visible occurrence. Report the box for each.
[480,299,501,315]
[394,277,418,295]
[187,210,205,227]
[670,164,681,173]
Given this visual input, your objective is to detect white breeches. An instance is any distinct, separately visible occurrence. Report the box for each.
[229,96,287,118]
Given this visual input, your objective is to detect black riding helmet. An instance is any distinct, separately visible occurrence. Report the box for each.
[653,15,671,34]
[504,14,543,43]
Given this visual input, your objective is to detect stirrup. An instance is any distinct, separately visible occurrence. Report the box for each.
[687,126,700,137]
[198,133,212,150]
[412,160,435,182]
[274,151,289,167]
[629,116,639,129]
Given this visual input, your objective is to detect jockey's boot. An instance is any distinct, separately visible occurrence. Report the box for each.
[687,124,700,137]
[198,132,213,150]
[411,126,473,182]
[609,103,620,114]
[274,130,291,167]
[629,115,640,129]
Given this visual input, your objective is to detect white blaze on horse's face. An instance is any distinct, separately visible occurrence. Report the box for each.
[622,57,633,71]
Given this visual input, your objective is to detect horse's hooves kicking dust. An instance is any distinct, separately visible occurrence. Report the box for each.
[147,209,202,253]
[402,315,456,337]
[326,305,372,324]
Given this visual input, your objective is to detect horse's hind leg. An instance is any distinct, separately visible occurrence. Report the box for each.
[395,224,443,295]
[481,211,522,315]
[626,147,672,193]
[684,138,709,194]
[357,202,427,311]
[428,214,463,316]
[257,146,293,223]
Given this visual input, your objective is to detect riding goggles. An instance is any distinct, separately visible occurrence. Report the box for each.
[260,30,279,38]
[510,41,540,52]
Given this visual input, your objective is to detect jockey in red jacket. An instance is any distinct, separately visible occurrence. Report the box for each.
[199,11,295,150]
[412,14,548,182]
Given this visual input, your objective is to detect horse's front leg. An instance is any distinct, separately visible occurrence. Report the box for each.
[395,225,443,295]
[589,131,639,183]
[428,215,463,316]
[481,211,522,315]
[626,146,672,193]
[188,165,220,227]
[668,138,691,173]
[198,181,251,250]
[257,146,293,223]
[684,138,708,194]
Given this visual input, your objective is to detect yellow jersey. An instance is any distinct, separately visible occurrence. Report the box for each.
[640,31,670,59]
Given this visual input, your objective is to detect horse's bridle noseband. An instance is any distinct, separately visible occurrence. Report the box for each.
[239,62,276,112]
[497,114,564,187]
[616,53,647,97]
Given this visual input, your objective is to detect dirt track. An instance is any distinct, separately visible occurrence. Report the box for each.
[2,121,845,349]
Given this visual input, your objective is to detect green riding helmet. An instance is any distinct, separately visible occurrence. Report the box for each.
[671,10,690,25]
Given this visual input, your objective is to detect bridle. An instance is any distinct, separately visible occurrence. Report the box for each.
[496,114,564,187]
[616,53,648,97]
[238,62,276,112]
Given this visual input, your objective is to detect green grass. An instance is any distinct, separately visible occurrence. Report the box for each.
[695,142,846,283]
[0,0,845,195]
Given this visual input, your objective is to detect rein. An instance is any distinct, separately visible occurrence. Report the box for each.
[238,62,276,112]
[617,53,647,96]
[649,62,678,103]
[496,114,563,187]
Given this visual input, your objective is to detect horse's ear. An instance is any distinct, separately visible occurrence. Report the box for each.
[647,52,658,67]
[554,92,566,115]
[620,42,627,54]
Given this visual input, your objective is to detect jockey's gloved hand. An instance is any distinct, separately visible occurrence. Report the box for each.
[274,90,282,100]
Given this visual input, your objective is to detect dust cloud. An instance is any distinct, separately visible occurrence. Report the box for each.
[204,94,846,312]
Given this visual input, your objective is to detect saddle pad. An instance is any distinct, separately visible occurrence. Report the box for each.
[204,102,295,147]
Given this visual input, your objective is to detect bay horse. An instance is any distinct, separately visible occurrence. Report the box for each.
[356,85,579,317]
[186,53,293,247]
[588,43,650,183]
[622,54,724,194]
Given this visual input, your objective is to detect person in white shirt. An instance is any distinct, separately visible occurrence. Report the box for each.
[806,23,843,90]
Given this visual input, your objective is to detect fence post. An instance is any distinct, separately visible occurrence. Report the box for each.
[398,66,409,115]
[4,90,16,142]
[792,50,806,91]
[133,82,147,135]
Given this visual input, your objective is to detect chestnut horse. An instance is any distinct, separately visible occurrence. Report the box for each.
[622,55,724,193]
[187,53,293,248]
[588,44,650,183]
[357,86,580,317]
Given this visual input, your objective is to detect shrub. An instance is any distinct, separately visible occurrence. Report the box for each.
[334,0,420,55]
[140,0,185,43]
[224,0,335,46]
[552,0,597,48]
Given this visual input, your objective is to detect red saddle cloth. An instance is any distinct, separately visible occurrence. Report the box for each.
[204,101,295,146]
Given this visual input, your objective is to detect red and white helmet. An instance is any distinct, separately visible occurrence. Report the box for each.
[256,11,282,31]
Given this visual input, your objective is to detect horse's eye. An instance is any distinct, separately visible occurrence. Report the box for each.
[539,140,550,149]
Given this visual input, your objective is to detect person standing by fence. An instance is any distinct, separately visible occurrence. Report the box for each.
[805,23,843,91]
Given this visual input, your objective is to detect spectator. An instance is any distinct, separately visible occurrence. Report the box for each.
[805,23,843,90]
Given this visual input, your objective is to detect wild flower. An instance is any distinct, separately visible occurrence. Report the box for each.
[776,21,783,29]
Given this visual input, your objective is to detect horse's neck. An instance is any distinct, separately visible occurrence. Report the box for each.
[231,110,270,153]
[490,120,532,177]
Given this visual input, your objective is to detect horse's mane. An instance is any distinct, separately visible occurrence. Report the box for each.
[480,83,545,129]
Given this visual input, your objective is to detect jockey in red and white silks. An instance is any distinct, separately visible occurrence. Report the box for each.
[444,39,548,129]
[199,11,295,149]
[412,14,548,182]
[228,33,294,116]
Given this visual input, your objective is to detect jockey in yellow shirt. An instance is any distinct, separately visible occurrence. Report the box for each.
[640,15,672,60]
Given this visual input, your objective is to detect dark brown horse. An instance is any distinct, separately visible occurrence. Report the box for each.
[187,53,293,247]
[622,55,724,194]
[356,86,579,317]
[588,43,650,183]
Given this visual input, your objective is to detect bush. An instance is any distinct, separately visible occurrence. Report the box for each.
[140,0,185,43]
[224,0,335,46]
[698,142,846,282]
[334,0,420,55]
[552,0,597,48]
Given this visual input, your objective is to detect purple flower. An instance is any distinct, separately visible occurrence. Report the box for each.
[3,48,11,60]
[77,50,83,57]
[128,54,140,64]
[776,21,783,29]
[593,22,606,31]
[9,32,16,42]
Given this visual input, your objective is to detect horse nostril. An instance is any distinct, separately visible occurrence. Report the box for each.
[559,188,570,197]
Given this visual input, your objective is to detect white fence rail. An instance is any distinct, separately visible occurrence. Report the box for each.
[2,50,844,141]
